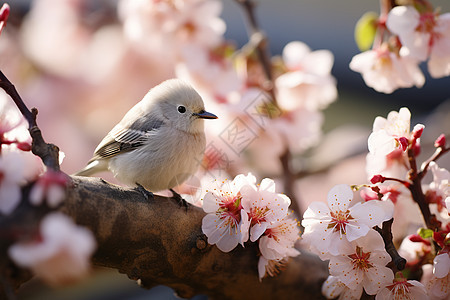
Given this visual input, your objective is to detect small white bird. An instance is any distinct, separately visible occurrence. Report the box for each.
[74,79,217,194]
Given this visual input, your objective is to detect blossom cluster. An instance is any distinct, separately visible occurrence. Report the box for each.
[0,92,96,286]
[201,173,300,280]
[302,107,450,299]
[351,1,450,93]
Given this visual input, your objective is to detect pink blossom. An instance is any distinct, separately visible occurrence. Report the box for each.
[434,253,450,279]
[301,184,393,257]
[29,170,69,208]
[0,3,10,35]
[426,162,449,211]
[257,256,289,281]
[8,212,96,286]
[422,264,450,300]
[275,41,337,112]
[387,6,450,78]
[119,0,226,65]
[322,275,363,300]
[398,235,430,265]
[368,107,413,156]
[201,173,255,252]
[240,178,291,242]
[175,44,242,102]
[328,230,394,295]
[376,274,428,300]
[258,216,300,261]
[349,47,424,94]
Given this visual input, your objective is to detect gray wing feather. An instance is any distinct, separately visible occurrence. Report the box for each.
[89,118,163,162]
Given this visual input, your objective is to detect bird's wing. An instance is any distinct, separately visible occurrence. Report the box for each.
[89,118,164,162]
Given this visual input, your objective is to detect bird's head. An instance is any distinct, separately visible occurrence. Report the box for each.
[153,79,218,134]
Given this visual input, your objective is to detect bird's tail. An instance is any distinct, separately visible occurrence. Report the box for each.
[73,160,108,177]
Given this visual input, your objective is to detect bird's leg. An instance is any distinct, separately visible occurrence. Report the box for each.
[170,188,189,209]
[135,183,154,200]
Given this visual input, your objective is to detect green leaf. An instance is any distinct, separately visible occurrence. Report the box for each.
[418,228,433,239]
[354,12,378,51]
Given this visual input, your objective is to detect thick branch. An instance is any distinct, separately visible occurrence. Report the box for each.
[2,176,328,299]
[375,219,406,273]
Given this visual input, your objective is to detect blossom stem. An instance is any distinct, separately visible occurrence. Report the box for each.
[418,146,450,180]
[375,219,406,272]
[379,176,410,187]
[0,70,61,171]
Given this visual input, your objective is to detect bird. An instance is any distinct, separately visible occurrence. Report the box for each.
[74,79,217,197]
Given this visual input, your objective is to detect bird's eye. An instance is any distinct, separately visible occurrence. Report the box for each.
[177,106,186,113]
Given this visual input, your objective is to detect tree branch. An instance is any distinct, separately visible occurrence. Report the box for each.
[0,70,60,171]
[1,176,329,299]
[375,219,406,273]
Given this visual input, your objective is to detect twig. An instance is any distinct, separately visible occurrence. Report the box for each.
[235,0,277,108]
[0,70,60,171]
[375,219,406,273]
[418,146,450,180]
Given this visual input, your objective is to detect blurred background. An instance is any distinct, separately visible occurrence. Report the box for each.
[1,0,449,299]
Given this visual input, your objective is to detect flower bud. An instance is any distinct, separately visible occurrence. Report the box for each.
[411,124,424,140]
[370,174,385,184]
[396,137,409,151]
[0,3,10,34]
[434,134,446,148]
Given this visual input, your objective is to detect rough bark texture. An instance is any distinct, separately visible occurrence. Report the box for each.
[1,176,329,300]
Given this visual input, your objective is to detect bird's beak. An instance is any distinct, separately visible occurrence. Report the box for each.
[194,110,218,119]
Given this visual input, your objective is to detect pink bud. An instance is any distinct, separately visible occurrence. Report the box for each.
[409,234,431,246]
[412,124,424,140]
[370,175,385,184]
[17,142,31,152]
[396,137,409,151]
[434,134,446,148]
[0,3,10,35]
[412,139,421,157]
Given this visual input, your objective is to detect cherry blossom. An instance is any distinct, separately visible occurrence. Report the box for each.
[240,178,291,242]
[301,184,393,257]
[0,3,9,35]
[258,216,300,261]
[257,256,289,281]
[349,47,424,94]
[175,43,242,102]
[29,170,69,208]
[201,173,255,252]
[328,230,394,296]
[368,107,425,156]
[119,0,226,65]
[422,264,450,300]
[376,273,428,300]
[322,275,363,300]
[425,162,450,214]
[434,252,450,279]
[8,212,96,286]
[386,5,450,78]
[275,41,337,112]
